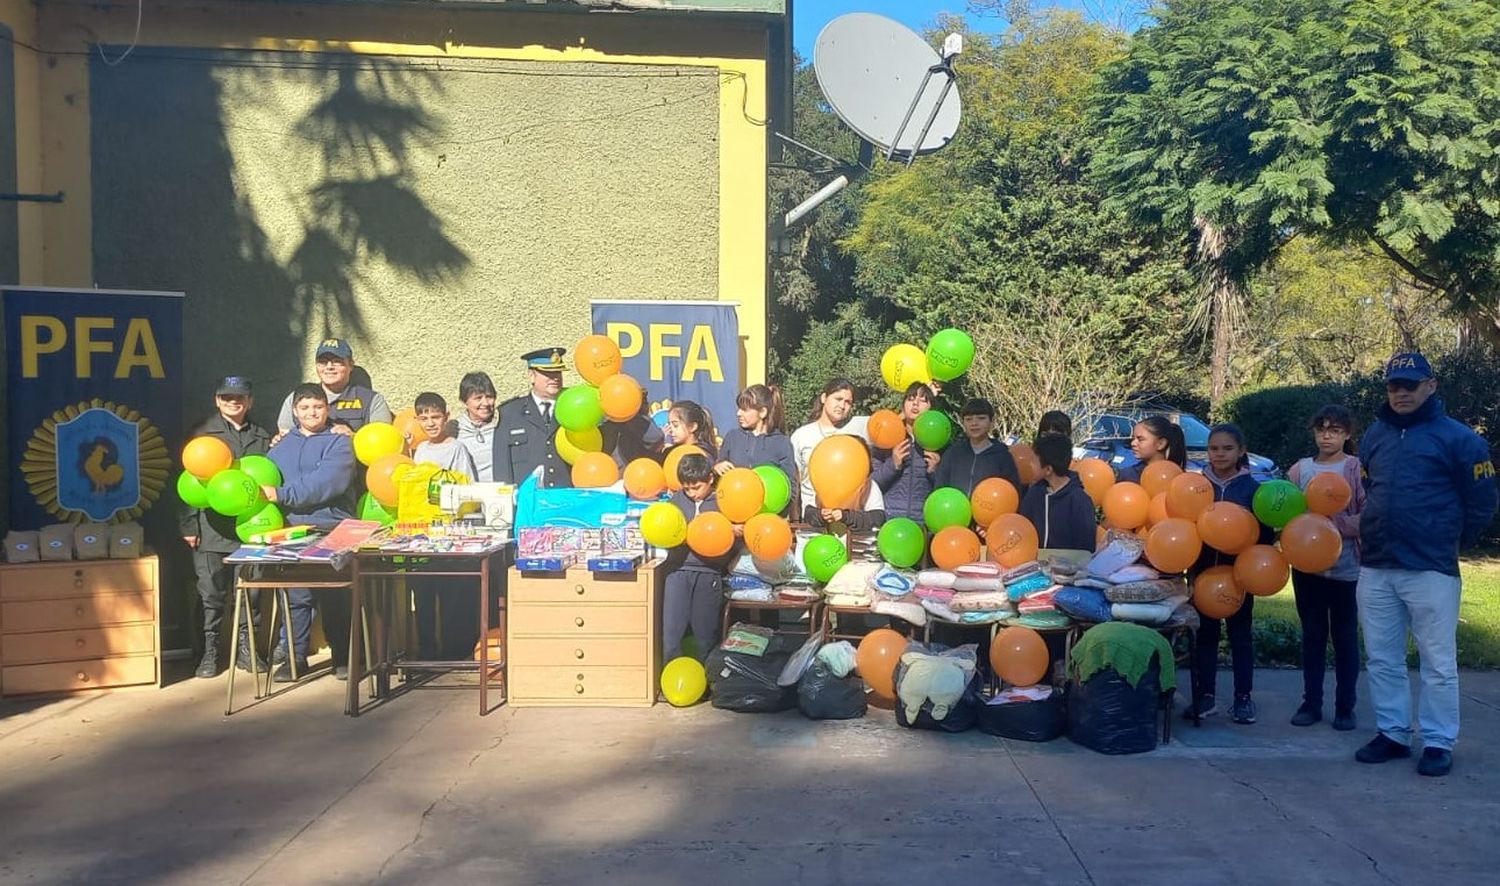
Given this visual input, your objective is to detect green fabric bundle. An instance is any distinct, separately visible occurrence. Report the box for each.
[1068,622,1177,692]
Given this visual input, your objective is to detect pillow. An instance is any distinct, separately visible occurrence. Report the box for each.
[916,569,957,588]
[871,565,918,596]
[824,560,883,596]
[1104,579,1179,604]
[1053,587,1113,623]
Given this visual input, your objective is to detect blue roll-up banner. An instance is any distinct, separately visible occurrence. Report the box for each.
[3,287,183,530]
[591,300,741,445]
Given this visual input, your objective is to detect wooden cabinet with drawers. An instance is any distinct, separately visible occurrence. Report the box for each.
[507,563,660,707]
[0,556,161,696]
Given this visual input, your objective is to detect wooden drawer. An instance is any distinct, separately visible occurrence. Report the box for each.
[2,624,157,665]
[1,654,158,695]
[509,665,650,702]
[2,592,155,633]
[508,602,647,637]
[509,571,651,604]
[0,560,156,600]
[509,636,647,668]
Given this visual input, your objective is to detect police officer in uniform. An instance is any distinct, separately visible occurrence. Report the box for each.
[274,338,393,436]
[495,348,571,488]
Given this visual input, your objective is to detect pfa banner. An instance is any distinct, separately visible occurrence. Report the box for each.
[3,287,183,528]
[591,300,741,446]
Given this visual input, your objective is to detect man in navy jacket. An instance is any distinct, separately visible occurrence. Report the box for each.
[1354,353,1497,777]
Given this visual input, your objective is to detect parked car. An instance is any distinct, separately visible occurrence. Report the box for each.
[1070,408,1279,482]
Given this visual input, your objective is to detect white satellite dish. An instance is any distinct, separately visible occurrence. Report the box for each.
[780,14,963,227]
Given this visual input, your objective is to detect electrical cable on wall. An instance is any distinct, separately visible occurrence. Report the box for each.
[96,0,143,67]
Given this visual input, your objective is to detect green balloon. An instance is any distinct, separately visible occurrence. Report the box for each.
[803,534,849,584]
[235,501,285,543]
[177,470,210,509]
[358,492,396,525]
[1253,479,1307,529]
[923,486,973,532]
[753,464,792,514]
[206,468,264,517]
[913,411,953,451]
[878,517,926,568]
[925,328,975,382]
[555,385,604,432]
[236,454,282,487]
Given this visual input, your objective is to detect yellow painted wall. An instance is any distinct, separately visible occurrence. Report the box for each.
[1,0,44,282]
[27,0,769,387]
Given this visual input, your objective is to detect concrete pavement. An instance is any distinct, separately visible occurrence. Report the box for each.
[1,666,1497,885]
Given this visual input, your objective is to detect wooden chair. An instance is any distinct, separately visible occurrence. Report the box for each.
[721,596,822,641]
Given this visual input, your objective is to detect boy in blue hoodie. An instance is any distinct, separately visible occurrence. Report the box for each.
[264,383,357,681]
[1020,434,1097,552]
[932,398,1021,497]
[662,454,737,662]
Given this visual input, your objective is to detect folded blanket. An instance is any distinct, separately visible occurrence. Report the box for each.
[726,573,772,592]
[728,587,775,603]
[1110,600,1174,625]
[825,593,871,608]
[949,589,1014,612]
[1006,571,1053,602]
[916,569,957,588]
[1104,579,1179,604]
[920,598,961,622]
[1053,586,1112,623]
[1004,611,1072,629]
[955,562,1003,578]
[1087,535,1145,578]
[959,611,1008,624]
[1017,587,1061,613]
[873,597,928,627]
[777,585,821,603]
[953,576,1005,592]
[914,586,956,603]
[1108,564,1161,584]
[1074,577,1112,591]
[1002,561,1042,584]
[872,565,917,597]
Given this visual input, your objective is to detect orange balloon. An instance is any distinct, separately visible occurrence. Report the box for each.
[744,513,793,561]
[1166,471,1214,520]
[366,453,413,508]
[182,436,234,480]
[1010,443,1042,486]
[1234,544,1290,596]
[392,407,422,455]
[572,451,620,488]
[662,445,707,492]
[986,513,1040,568]
[1140,460,1184,498]
[1198,502,1258,555]
[1146,492,1170,528]
[990,626,1050,686]
[1281,513,1343,573]
[856,628,909,701]
[1073,457,1115,506]
[971,477,1020,527]
[686,511,735,558]
[1103,481,1151,530]
[931,525,982,571]
[574,334,623,385]
[867,409,906,450]
[1145,517,1203,573]
[1193,565,1245,619]
[715,467,766,523]
[598,374,644,422]
[623,458,667,499]
[1304,472,1353,517]
[809,434,871,508]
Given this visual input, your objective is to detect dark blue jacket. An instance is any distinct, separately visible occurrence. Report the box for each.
[718,427,797,480]
[268,425,357,530]
[664,491,739,574]
[1019,474,1096,552]
[1359,398,1498,576]
[872,435,936,522]
[1195,468,1272,571]
[932,438,1021,498]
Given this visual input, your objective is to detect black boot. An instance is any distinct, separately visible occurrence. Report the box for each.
[195,632,222,679]
[235,629,266,673]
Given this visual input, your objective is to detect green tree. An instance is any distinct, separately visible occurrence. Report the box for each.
[1090,0,1500,400]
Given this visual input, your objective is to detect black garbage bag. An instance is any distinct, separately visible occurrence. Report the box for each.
[797,661,867,720]
[705,630,798,713]
[1067,660,1170,755]
[978,689,1068,742]
[893,655,982,733]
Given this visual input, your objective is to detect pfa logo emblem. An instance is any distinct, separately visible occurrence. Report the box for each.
[56,408,141,521]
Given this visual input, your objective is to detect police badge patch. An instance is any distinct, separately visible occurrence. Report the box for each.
[20,399,170,523]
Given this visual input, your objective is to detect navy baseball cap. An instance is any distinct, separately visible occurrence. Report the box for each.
[1385,352,1433,382]
[315,338,354,361]
[215,376,253,396]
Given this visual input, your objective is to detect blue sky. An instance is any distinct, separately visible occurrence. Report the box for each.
[792,1,1145,56]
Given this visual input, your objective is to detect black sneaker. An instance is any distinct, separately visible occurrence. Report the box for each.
[273,659,309,684]
[1355,733,1412,764]
[235,644,267,673]
[270,645,289,666]
[1231,694,1257,724]
[1290,703,1321,727]
[1332,709,1357,732]
[1183,694,1217,720]
[1417,748,1452,777]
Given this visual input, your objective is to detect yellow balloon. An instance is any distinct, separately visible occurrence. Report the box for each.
[881,343,932,392]
[641,501,688,548]
[353,422,404,466]
[554,426,605,466]
[661,656,708,707]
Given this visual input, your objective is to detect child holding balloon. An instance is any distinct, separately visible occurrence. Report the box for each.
[1285,405,1365,730]
[872,382,941,523]
[1118,415,1187,483]
[791,379,871,513]
[662,454,736,662]
[715,384,797,484]
[1187,423,1271,724]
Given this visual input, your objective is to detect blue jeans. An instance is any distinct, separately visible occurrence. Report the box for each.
[1357,566,1462,750]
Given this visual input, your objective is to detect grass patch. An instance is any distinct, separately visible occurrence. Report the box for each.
[1244,556,1500,670]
